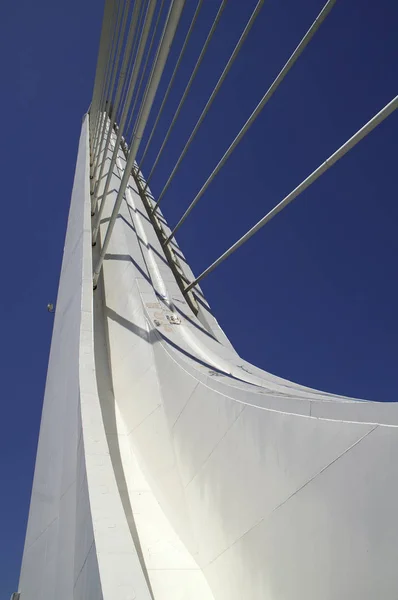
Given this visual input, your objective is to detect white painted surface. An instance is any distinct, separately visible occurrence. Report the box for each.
[19,118,398,599]
[19,118,152,600]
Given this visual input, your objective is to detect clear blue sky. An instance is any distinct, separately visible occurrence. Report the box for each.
[0,0,397,595]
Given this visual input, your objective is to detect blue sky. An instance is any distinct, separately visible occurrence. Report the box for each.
[0,0,397,595]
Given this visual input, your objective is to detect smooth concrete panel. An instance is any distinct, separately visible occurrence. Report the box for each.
[204,425,398,600]
[19,119,152,600]
[99,152,398,599]
[19,118,89,600]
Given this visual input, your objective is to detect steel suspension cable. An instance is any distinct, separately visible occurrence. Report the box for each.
[93,0,186,288]
[92,0,144,209]
[138,0,203,169]
[93,0,139,174]
[90,0,115,150]
[91,0,121,144]
[92,0,158,237]
[124,0,166,141]
[92,0,124,160]
[92,0,126,162]
[142,0,227,190]
[151,0,264,213]
[164,0,337,246]
[92,0,132,182]
[185,95,398,292]
[118,0,148,126]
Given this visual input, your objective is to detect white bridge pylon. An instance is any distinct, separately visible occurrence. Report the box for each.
[18,1,398,598]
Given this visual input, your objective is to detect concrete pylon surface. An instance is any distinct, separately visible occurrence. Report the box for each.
[19,116,398,600]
